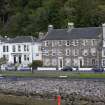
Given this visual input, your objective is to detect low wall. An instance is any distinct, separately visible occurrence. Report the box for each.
[37,67,56,71]
[37,67,92,71]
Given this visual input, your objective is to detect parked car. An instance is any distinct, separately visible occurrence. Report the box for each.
[91,67,104,72]
[6,65,16,71]
[0,64,7,71]
[17,66,32,71]
[61,66,73,71]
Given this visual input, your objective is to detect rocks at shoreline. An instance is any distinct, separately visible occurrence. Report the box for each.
[0,79,105,105]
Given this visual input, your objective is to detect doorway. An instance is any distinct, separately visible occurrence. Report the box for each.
[19,55,21,64]
[58,57,63,68]
[14,56,16,64]
[80,59,82,67]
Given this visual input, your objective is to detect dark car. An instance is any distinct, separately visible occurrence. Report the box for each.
[61,66,73,71]
[92,67,104,72]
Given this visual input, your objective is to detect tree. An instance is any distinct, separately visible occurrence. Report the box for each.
[29,60,43,72]
[1,0,105,37]
[0,57,7,66]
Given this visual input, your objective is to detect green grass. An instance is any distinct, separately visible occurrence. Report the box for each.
[0,71,78,78]
[1,71,105,78]
[79,73,105,78]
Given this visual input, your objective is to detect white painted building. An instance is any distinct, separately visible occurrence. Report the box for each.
[0,36,42,66]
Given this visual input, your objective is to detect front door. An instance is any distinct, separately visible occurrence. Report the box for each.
[80,59,82,68]
[19,55,21,64]
[78,57,84,68]
[14,56,16,64]
[58,57,63,68]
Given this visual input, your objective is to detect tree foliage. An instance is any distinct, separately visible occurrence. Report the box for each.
[29,60,43,70]
[0,57,7,65]
[0,0,105,37]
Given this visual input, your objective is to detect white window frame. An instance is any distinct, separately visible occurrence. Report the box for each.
[24,45,27,51]
[45,41,48,47]
[66,41,70,46]
[83,40,88,46]
[18,45,21,52]
[12,45,16,52]
[27,45,29,51]
[74,40,79,46]
[66,49,70,56]
[74,49,78,56]
[83,49,88,56]
[92,39,95,46]
[91,48,96,56]
[52,49,56,56]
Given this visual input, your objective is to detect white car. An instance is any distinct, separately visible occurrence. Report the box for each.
[1,64,7,71]
[17,66,32,71]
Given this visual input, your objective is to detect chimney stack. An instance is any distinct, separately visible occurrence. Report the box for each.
[39,32,44,39]
[68,22,74,31]
[48,25,53,32]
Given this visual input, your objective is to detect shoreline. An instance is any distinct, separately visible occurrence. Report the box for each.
[0,79,105,105]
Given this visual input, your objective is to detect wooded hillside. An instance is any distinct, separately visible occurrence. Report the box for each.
[0,0,105,37]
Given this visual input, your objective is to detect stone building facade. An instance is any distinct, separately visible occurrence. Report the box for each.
[42,23,102,68]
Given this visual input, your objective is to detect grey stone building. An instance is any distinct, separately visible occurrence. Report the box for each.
[42,23,103,68]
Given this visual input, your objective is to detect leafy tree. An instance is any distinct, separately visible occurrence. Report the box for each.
[1,0,105,37]
[29,60,43,72]
[0,57,7,66]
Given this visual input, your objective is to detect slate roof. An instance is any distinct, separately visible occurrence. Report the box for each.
[45,27,102,40]
[0,36,8,42]
[0,36,38,43]
[7,36,34,43]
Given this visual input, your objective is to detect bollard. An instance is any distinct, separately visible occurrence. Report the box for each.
[57,95,61,105]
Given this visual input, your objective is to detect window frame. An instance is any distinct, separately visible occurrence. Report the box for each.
[66,40,70,46]
[12,45,16,52]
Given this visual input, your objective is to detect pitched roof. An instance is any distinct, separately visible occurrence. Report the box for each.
[45,27,102,40]
[0,36,8,42]
[6,36,36,43]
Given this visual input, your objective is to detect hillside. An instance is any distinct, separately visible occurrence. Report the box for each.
[0,0,105,37]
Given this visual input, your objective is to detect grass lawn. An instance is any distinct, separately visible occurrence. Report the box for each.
[0,71,105,78]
